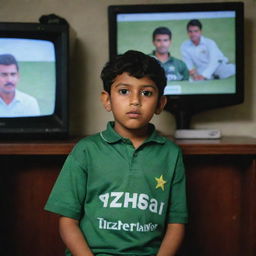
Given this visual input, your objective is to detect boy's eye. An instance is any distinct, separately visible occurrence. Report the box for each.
[119,89,129,95]
[141,90,153,97]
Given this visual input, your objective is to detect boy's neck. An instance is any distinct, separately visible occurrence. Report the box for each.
[114,123,150,149]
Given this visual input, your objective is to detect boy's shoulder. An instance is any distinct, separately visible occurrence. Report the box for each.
[149,128,182,155]
[73,132,103,150]
[159,134,181,151]
[67,133,103,165]
[73,122,120,151]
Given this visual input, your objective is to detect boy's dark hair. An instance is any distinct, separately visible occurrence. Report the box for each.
[101,50,167,97]
[152,26,172,40]
[0,54,19,71]
[187,19,202,31]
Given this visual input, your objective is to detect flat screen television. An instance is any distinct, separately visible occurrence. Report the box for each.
[0,22,69,139]
[108,2,244,129]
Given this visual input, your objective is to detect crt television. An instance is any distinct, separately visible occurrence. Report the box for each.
[108,2,244,129]
[0,21,69,139]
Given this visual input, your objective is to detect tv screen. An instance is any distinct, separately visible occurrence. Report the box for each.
[108,2,244,129]
[0,22,69,138]
[0,38,56,117]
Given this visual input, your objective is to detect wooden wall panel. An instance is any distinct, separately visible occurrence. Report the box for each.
[240,159,256,255]
[181,155,254,256]
[0,156,66,256]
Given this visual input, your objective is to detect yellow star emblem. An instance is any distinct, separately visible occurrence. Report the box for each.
[155,175,167,191]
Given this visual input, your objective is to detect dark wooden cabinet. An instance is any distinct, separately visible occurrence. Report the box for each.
[1,137,255,256]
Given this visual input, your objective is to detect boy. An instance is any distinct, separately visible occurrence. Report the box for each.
[45,50,188,256]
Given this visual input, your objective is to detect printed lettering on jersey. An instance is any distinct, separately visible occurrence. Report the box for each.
[97,217,158,232]
[99,192,165,215]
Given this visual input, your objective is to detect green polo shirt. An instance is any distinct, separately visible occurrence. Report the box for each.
[150,52,189,81]
[45,122,188,256]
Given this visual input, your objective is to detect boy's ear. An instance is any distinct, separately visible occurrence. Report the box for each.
[101,90,112,112]
[155,96,167,115]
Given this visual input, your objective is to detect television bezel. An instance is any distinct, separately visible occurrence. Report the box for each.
[108,2,244,129]
[0,22,69,139]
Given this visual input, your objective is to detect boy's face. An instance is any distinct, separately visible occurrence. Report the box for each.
[101,72,166,137]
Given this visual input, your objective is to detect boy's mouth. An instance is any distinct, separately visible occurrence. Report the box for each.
[126,110,141,118]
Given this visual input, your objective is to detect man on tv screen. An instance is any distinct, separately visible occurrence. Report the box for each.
[0,54,40,117]
[181,19,235,81]
[149,26,189,81]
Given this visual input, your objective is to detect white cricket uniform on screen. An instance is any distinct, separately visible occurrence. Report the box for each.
[181,36,235,79]
[0,89,40,117]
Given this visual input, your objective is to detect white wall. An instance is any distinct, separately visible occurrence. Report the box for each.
[1,0,255,137]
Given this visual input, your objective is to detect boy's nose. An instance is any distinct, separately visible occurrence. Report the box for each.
[129,93,141,106]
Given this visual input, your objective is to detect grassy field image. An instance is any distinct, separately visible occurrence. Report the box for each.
[18,62,56,115]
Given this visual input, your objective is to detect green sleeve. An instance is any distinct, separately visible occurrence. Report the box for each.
[168,149,188,223]
[44,152,87,220]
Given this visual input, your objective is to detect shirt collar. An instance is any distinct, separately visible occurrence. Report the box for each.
[100,121,166,145]
[151,51,172,62]
[100,122,122,143]
[190,35,205,46]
